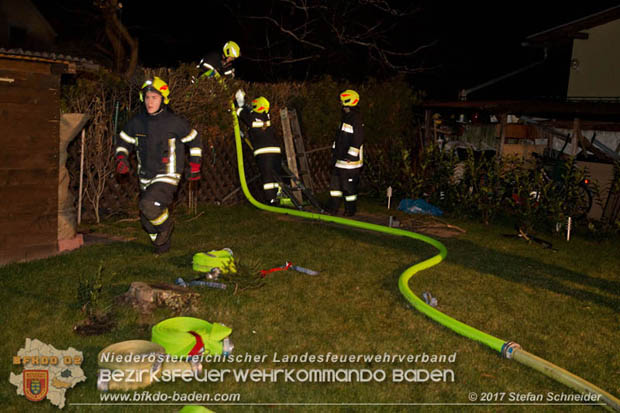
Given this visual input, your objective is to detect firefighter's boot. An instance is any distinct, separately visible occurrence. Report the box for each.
[154,220,174,249]
[344,201,356,217]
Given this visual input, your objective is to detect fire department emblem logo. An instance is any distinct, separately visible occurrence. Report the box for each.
[10,339,86,408]
[23,370,48,402]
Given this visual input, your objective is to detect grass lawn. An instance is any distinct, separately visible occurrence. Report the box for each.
[1,199,619,412]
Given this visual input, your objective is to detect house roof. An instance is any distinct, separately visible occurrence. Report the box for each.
[0,48,99,73]
[525,6,620,45]
[0,0,57,45]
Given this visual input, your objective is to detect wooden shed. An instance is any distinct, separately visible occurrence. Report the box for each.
[0,49,96,265]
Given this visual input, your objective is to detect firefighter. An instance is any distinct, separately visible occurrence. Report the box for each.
[115,76,203,254]
[326,90,364,216]
[195,41,240,81]
[234,90,285,205]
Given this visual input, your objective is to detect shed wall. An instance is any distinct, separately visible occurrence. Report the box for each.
[0,58,60,265]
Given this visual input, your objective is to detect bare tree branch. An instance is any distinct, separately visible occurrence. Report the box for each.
[244,15,326,50]
[237,0,434,77]
[381,40,438,56]
[279,0,328,12]
[359,0,421,16]
[244,54,322,64]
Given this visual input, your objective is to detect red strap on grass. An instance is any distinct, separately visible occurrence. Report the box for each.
[260,262,292,278]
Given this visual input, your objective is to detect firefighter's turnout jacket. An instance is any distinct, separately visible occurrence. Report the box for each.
[327,107,364,216]
[236,107,281,158]
[198,52,234,79]
[115,108,202,191]
[332,107,364,169]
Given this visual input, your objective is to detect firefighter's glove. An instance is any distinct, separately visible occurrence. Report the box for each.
[234,89,245,108]
[188,162,202,181]
[116,155,130,175]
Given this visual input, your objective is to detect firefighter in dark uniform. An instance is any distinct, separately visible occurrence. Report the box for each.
[234,91,285,205]
[195,41,240,82]
[115,76,203,254]
[326,90,364,216]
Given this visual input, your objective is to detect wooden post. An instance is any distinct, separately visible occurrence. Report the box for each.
[571,117,580,156]
[499,113,507,157]
[77,128,85,225]
[188,180,197,215]
[547,127,554,153]
[188,181,192,213]
[424,109,432,147]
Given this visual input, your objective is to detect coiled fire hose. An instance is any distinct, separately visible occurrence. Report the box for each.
[151,317,233,358]
[97,317,233,393]
[97,339,201,392]
[97,340,165,391]
[230,101,620,411]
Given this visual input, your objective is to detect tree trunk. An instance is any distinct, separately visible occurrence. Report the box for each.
[100,0,139,79]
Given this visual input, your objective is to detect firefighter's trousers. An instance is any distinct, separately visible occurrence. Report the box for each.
[139,182,176,246]
[327,167,361,216]
[255,153,285,205]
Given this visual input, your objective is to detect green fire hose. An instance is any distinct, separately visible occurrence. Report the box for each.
[230,101,620,411]
[179,406,214,413]
[152,317,232,357]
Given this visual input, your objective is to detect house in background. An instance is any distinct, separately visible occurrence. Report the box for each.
[425,5,620,154]
[0,0,56,50]
[524,5,620,100]
[424,6,620,222]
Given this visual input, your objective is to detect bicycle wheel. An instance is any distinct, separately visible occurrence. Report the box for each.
[572,182,593,220]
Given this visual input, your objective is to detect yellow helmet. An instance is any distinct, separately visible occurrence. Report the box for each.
[251,96,270,113]
[339,89,359,107]
[140,76,170,105]
[223,41,240,58]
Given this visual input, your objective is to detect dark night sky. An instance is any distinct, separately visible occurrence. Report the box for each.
[31,1,620,100]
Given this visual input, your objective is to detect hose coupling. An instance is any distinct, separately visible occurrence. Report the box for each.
[501,341,521,359]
